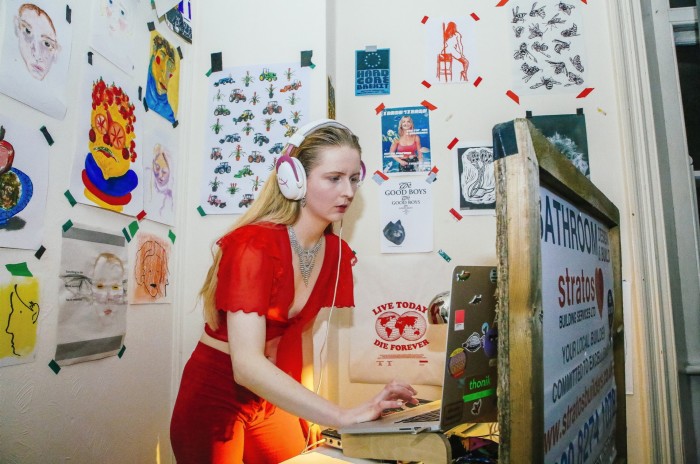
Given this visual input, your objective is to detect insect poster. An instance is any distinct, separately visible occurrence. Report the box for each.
[425,17,479,85]
[68,53,144,216]
[129,231,171,304]
[380,106,431,175]
[0,0,73,119]
[144,30,181,125]
[56,224,128,366]
[88,0,139,75]
[142,127,177,225]
[200,63,310,215]
[0,115,49,251]
[508,0,588,95]
[0,268,40,368]
[453,144,496,214]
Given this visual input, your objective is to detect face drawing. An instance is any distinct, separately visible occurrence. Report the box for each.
[88,78,137,179]
[103,0,131,34]
[14,4,60,81]
[135,239,168,298]
[152,146,170,188]
[6,282,40,357]
[151,36,175,96]
[92,253,126,320]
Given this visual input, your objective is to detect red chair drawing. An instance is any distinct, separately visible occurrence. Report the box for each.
[437,53,453,82]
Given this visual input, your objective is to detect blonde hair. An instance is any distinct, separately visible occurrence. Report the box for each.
[398,116,415,137]
[201,124,361,330]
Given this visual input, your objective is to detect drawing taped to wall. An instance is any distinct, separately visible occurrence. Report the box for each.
[425,17,478,84]
[144,30,180,125]
[381,106,431,175]
[508,0,588,95]
[56,224,128,366]
[88,0,138,75]
[130,231,171,304]
[454,144,496,214]
[165,0,192,44]
[0,117,49,250]
[68,54,144,216]
[0,273,40,368]
[0,0,73,119]
[142,128,176,225]
[200,63,309,215]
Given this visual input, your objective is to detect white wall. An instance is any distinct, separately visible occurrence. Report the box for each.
[0,1,188,462]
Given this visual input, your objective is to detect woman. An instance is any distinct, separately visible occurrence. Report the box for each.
[389,115,423,172]
[442,21,469,82]
[170,120,418,463]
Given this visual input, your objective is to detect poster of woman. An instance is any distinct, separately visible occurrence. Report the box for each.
[0,0,73,119]
[380,106,431,175]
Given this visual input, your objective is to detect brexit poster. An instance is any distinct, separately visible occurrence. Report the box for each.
[540,185,617,464]
[355,48,390,96]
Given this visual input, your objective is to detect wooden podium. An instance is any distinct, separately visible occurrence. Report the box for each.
[341,431,452,464]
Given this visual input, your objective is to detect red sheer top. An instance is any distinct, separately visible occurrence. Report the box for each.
[205,222,354,381]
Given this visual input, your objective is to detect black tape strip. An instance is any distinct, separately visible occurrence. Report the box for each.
[525,110,533,118]
[147,21,155,31]
[40,126,54,145]
[576,108,584,115]
[66,5,72,23]
[143,98,149,112]
[210,53,223,73]
[35,245,46,260]
[87,51,93,65]
[138,86,142,101]
[492,121,518,161]
[172,121,179,128]
[177,46,183,60]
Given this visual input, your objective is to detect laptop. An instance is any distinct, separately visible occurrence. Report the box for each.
[338,265,498,435]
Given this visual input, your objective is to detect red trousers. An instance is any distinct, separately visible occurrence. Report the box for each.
[170,343,306,463]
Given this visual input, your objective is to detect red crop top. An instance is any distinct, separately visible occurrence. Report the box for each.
[204,222,355,380]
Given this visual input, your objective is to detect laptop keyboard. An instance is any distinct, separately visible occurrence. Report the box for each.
[395,409,440,423]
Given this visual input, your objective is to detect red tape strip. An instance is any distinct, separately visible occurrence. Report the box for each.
[449,208,463,221]
[470,13,480,21]
[473,76,483,87]
[447,138,459,150]
[496,0,509,6]
[422,80,431,88]
[421,100,437,111]
[506,90,520,104]
[375,103,385,114]
[421,16,429,24]
[576,87,594,99]
[137,210,147,221]
[374,170,389,181]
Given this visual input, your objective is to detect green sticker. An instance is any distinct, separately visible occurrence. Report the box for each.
[5,262,32,277]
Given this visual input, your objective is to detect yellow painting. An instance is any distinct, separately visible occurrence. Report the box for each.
[144,30,180,124]
[0,277,40,367]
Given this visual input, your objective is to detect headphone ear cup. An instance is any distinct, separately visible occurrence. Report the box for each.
[359,160,367,185]
[275,155,306,200]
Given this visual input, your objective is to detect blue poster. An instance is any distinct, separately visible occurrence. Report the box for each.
[380,106,431,175]
[355,49,390,96]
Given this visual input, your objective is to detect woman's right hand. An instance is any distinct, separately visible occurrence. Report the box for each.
[338,380,418,426]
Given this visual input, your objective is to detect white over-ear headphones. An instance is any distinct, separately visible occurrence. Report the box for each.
[275,119,366,201]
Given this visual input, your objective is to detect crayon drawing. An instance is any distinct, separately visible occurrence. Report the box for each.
[89,0,138,75]
[0,0,73,119]
[0,275,40,368]
[68,54,144,216]
[144,30,180,124]
[56,224,128,366]
[0,116,49,250]
[130,232,171,304]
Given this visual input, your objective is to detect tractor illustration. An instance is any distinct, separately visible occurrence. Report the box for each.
[239,193,255,208]
[280,80,302,92]
[207,194,227,208]
[214,162,232,174]
[219,133,242,144]
[259,68,278,82]
[214,105,230,116]
[248,151,266,163]
[253,132,269,146]
[229,89,246,103]
[234,165,254,178]
[268,142,284,154]
[210,147,223,160]
[214,75,235,86]
[262,100,283,115]
[234,109,255,124]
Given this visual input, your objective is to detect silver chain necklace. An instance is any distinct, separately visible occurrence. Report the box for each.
[287,225,324,286]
